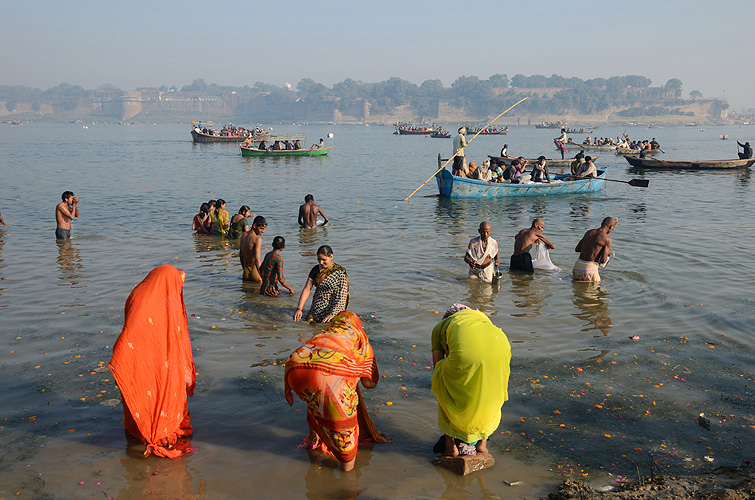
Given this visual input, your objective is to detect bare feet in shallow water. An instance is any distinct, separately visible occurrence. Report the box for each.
[476,438,488,454]
[443,435,459,457]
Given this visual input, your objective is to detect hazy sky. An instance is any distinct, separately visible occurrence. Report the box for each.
[2,0,754,109]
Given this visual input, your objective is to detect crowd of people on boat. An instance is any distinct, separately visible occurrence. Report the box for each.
[195,124,262,138]
[243,137,324,151]
[395,122,436,132]
[580,134,661,150]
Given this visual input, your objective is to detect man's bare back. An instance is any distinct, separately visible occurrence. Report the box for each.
[575,218,616,263]
[513,219,554,255]
[298,198,328,228]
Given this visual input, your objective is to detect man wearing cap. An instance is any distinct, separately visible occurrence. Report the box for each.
[452,127,468,177]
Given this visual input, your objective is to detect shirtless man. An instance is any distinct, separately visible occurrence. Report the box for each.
[464,221,499,283]
[298,194,328,228]
[240,215,267,281]
[510,218,555,272]
[572,217,617,283]
[55,191,79,240]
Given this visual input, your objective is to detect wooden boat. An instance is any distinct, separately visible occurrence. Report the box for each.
[616,147,662,156]
[240,145,332,157]
[623,156,755,170]
[488,155,598,169]
[535,122,566,129]
[467,126,508,135]
[191,121,267,143]
[431,130,451,138]
[395,124,435,135]
[565,128,592,134]
[437,156,605,198]
[578,143,617,152]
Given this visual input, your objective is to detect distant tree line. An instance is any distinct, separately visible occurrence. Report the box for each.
[1,74,700,117]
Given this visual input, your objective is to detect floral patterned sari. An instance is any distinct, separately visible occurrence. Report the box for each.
[285,311,385,463]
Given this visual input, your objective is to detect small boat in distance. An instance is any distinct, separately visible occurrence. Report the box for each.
[240,134,331,157]
[623,156,755,170]
[430,128,451,138]
[191,121,267,143]
[535,121,567,129]
[394,122,435,135]
[466,125,508,135]
[436,155,605,198]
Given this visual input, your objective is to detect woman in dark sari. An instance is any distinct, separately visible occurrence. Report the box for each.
[293,245,349,323]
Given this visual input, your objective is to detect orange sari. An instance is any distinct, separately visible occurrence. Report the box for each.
[285,311,384,463]
[108,265,196,458]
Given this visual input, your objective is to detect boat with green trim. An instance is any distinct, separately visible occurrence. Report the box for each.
[240,145,332,157]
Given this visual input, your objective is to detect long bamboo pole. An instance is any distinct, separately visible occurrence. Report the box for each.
[403,96,528,201]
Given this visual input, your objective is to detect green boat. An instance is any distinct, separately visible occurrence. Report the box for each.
[240,145,332,157]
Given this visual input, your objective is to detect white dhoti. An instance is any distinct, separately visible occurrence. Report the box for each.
[467,236,498,283]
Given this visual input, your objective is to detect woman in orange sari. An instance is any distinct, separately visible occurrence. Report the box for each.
[285,310,387,471]
[108,265,196,458]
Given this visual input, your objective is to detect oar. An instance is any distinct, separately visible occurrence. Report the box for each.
[403,97,529,201]
[604,178,649,187]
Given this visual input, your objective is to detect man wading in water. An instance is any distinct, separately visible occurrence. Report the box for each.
[572,217,617,283]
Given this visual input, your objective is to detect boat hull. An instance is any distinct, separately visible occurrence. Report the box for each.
[624,156,755,170]
[397,129,434,135]
[192,130,259,143]
[576,144,617,152]
[436,168,605,198]
[240,146,332,157]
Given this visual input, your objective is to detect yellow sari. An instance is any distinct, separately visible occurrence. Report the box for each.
[431,309,511,443]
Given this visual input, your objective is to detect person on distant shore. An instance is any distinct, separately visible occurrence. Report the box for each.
[259,236,295,297]
[464,221,499,283]
[531,156,551,183]
[573,217,617,283]
[510,218,555,272]
[575,155,598,178]
[298,194,328,228]
[192,203,211,234]
[229,205,254,238]
[737,140,753,159]
[240,216,267,282]
[431,304,511,457]
[452,127,468,177]
[293,245,349,323]
[108,265,195,458]
[55,191,79,240]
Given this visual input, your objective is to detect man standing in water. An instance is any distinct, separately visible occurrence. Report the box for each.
[572,217,617,283]
[452,127,468,177]
[510,218,555,272]
[464,221,499,283]
[55,191,79,240]
[240,216,267,281]
[298,194,328,228]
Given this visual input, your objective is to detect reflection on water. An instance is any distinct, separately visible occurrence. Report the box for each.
[509,272,550,317]
[571,282,613,335]
[0,233,5,303]
[117,444,205,500]
[56,240,87,307]
[304,445,373,500]
[298,226,329,256]
[569,200,594,219]
[437,466,497,500]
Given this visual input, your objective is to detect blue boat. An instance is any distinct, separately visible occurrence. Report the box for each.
[435,165,606,198]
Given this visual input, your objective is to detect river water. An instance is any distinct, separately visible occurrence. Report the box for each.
[1,122,753,499]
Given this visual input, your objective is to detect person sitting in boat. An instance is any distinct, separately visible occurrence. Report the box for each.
[243,136,254,148]
[500,144,508,158]
[513,157,530,183]
[489,160,506,183]
[258,140,267,151]
[575,156,597,178]
[651,138,660,150]
[293,140,302,150]
[570,153,585,176]
[583,136,592,145]
[531,156,550,183]
[737,140,752,159]
[283,140,293,150]
[311,139,324,149]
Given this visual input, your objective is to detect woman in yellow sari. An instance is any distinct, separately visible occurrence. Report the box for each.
[285,311,387,471]
[431,304,511,456]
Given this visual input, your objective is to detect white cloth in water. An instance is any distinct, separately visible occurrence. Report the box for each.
[467,236,499,283]
[532,242,559,271]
